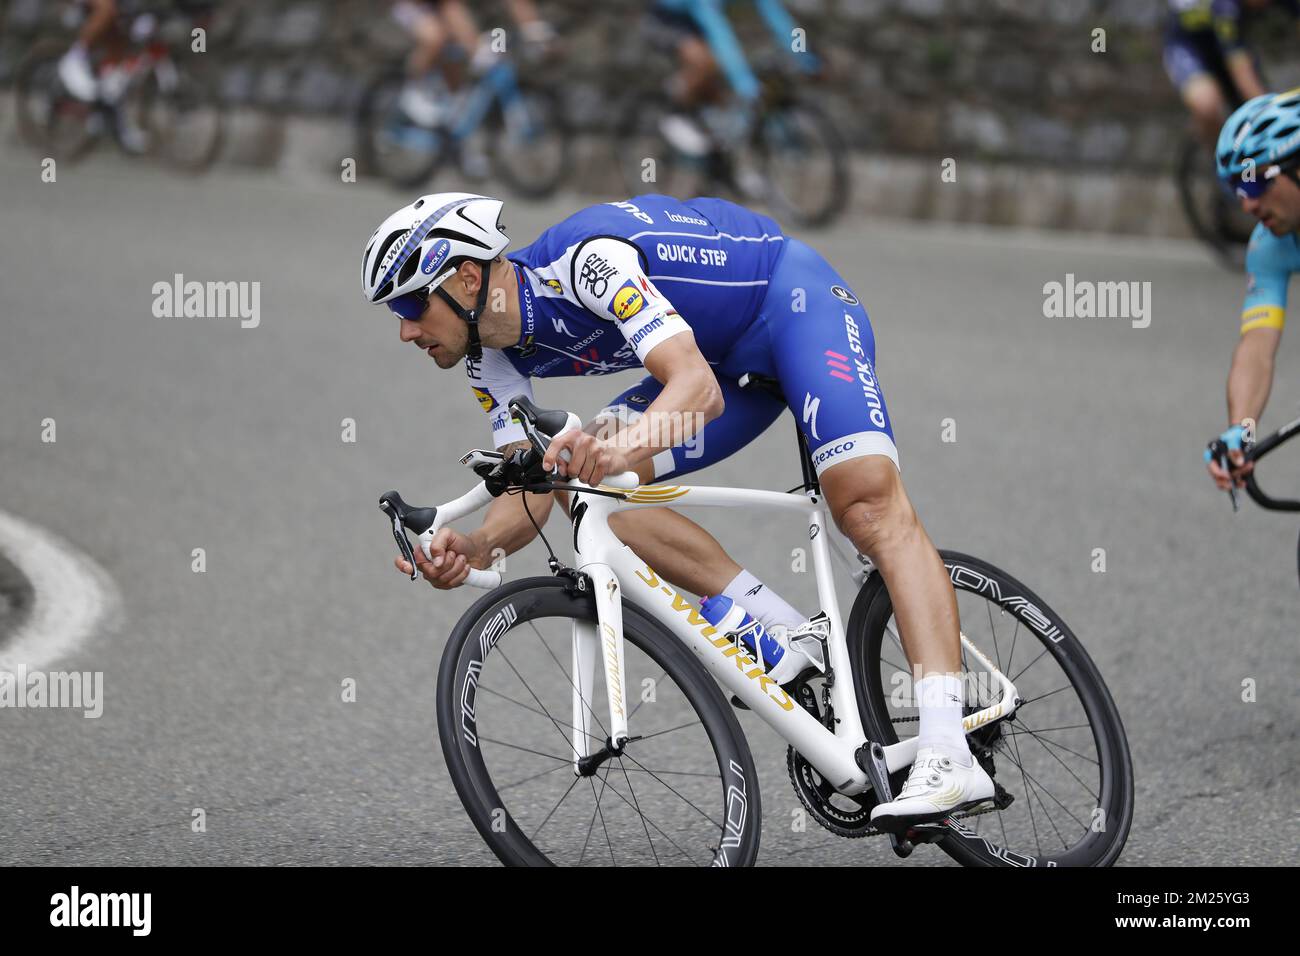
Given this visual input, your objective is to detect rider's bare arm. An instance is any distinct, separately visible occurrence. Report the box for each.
[1227,326,1281,428]
[612,330,723,468]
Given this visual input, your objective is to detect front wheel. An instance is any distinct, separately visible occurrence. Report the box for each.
[848,551,1134,866]
[438,576,762,866]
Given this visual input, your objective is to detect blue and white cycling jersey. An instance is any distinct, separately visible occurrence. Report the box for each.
[471,194,897,480]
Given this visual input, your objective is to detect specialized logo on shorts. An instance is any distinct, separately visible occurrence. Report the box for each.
[472,386,497,412]
[420,238,452,276]
[611,280,645,320]
[542,278,564,295]
[579,251,619,299]
[831,284,859,305]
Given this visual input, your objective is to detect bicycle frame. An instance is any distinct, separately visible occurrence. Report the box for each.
[431,474,1022,799]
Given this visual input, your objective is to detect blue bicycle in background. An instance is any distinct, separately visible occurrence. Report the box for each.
[356,53,568,197]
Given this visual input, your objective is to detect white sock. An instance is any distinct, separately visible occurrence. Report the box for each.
[915,673,972,766]
[721,569,803,634]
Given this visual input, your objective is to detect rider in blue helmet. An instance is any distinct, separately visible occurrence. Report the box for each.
[1206,88,1300,490]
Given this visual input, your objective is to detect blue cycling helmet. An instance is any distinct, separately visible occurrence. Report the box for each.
[1217,89,1300,194]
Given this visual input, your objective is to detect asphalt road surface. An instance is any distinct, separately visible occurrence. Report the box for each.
[1,151,1296,866]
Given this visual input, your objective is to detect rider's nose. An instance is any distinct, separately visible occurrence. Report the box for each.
[399,318,421,341]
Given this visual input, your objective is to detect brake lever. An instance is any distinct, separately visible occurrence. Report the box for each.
[379,491,420,579]
[1205,440,1239,512]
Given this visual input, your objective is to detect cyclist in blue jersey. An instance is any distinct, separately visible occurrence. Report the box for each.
[361,192,997,827]
[1206,90,1300,487]
[646,0,821,156]
[1163,0,1300,146]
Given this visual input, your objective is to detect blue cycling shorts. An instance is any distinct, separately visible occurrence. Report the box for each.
[596,237,898,482]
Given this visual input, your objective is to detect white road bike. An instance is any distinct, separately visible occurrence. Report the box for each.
[380,395,1134,866]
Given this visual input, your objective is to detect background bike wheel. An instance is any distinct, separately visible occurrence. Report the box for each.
[611,91,707,200]
[848,551,1134,867]
[438,577,762,867]
[356,71,446,190]
[135,65,224,172]
[488,84,569,199]
[13,39,67,150]
[748,100,848,228]
[1176,134,1253,270]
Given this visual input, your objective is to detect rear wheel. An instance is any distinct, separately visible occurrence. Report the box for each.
[488,84,568,198]
[849,551,1134,866]
[747,99,849,227]
[438,577,762,866]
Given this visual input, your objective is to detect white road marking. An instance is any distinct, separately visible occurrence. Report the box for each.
[0,511,120,672]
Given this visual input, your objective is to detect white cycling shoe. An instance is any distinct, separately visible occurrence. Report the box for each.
[869,747,995,832]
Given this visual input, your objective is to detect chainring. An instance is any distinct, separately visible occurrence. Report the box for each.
[787,746,881,838]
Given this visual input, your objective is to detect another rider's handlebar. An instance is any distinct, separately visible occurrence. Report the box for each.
[1243,415,1300,512]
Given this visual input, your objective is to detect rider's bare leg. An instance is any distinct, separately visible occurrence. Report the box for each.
[77,0,119,49]
[406,8,449,77]
[818,455,959,676]
[673,35,723,107]
[1182,73,1228,148]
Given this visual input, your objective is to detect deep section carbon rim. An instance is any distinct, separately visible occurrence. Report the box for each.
[438,578,760,866]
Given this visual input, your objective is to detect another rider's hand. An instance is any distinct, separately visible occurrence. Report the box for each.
[543,431,630,486]
[1204,424,1254,490]
[396,526,482,590]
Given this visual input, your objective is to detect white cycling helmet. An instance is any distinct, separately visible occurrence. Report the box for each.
[362,192,509,360]
[362,192,508,306]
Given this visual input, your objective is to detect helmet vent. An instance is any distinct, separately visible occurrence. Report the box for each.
[1253,116,1277,135]
[397,251,420,286]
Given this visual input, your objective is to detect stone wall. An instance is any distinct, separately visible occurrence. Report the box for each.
[5,0,1300,235]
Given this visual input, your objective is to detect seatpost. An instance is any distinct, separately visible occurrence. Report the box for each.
[796,423,819,495]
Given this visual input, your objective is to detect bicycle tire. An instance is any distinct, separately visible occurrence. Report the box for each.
[12,38,68,149]
[611,90,702,200]
[438,576,762,867]
[136,64,224,172]
[488,83,569,199]
[847,551,1134,867]
[1176,134,1249,270]
[750,99,849,228]
[355,69,447,190]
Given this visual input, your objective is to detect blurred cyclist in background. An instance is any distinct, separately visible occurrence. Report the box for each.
[58,0,122,102]
[1163,0,1300,146]
[391,0,555,128]
[647,0,821,156]
[1205,90,1300,489]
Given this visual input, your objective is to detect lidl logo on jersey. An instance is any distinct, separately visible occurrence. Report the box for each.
[472,386,498,412]
[421,238,452,276]
[611,280,645,321]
